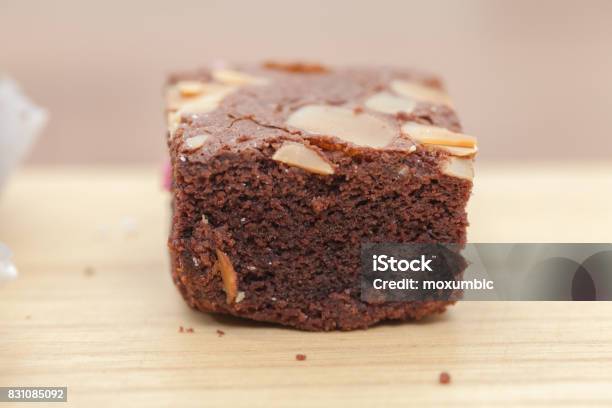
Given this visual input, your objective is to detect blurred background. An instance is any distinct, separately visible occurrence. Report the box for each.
[2,0,611,164]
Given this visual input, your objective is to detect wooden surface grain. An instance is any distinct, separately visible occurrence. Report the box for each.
[1,164,612,407]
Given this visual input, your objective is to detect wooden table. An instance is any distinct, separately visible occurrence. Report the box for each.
[2,164,612,407]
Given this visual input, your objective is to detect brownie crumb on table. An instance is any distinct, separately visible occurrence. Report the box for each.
[165,62,476,331]
[216,329,225,337]
[295,354,307,361]
[178,326,194,333]
[83,267,95,277]
[439,372,451,384]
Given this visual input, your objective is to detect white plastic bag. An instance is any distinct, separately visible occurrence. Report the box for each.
[0,242,18,282]
[0,77,47,189]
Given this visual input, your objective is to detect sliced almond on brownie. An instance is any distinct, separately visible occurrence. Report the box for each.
[287,105,397,149]
[212,69,269,86]
[166,83,236,113]
[391,80,453,107]
[177,86,237,115]
[441,157,474,181]
[364,92,417,115]
[401,122,476,148]
[272,141,334,175]
[176,80,207,97]
[183,134,209,151]
[434,145,478,157]
[215,249,238,304]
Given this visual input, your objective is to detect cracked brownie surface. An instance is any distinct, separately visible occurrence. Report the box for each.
[166,62,476,331]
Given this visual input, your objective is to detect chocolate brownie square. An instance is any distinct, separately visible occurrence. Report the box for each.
[166,62,476,331]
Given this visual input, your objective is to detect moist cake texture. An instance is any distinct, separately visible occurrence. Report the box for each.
[165,62,477,331]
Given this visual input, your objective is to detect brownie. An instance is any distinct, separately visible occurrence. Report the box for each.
[165,62,476,331]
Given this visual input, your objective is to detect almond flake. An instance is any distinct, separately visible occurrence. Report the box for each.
[272,142,334,175]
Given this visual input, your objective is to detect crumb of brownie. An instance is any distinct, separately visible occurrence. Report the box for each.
[353,106,364,114]
[263,61,328,74]
[439,372,451,384]
[186,327,194,333]
[178,326,185,333]
[83,267,95,277]
[295,354,307,361]
[25,315,31,320]
[216,329,225,337]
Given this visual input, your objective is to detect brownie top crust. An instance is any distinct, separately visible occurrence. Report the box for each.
[166,62,477,181]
